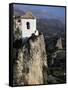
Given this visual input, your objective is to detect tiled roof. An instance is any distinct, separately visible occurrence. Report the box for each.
[21,12,36,19]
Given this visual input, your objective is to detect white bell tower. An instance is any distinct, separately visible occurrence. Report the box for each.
[21,12,36,38]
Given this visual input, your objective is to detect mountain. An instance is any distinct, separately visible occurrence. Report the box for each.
[37,18,65,37]
[14,8,25,16]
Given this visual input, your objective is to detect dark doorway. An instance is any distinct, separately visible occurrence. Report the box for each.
[26,22,30,29]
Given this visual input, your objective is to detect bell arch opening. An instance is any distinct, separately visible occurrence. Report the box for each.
[26,22,30,29]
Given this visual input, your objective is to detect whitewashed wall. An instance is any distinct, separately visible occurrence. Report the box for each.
[21,19,36,38]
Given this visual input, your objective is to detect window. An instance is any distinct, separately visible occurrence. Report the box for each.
[26,22,30,29]
[18,19,21,22]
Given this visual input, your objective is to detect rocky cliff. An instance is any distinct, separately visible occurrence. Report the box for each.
[13,33,47,86]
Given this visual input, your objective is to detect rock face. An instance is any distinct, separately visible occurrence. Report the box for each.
[13,33,47,86]
[56,37,63,49]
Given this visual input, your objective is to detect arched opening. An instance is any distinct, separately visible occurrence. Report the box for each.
[26,22,30,29]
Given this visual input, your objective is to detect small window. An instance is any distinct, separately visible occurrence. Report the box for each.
[26,22,30,29]
[18,19,21,22]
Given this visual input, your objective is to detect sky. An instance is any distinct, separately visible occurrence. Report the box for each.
[13,4,65,20]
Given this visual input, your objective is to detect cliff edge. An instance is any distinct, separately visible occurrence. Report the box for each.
[13,33,47,86]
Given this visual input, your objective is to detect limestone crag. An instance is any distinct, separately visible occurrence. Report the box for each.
[13,33,47,86]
